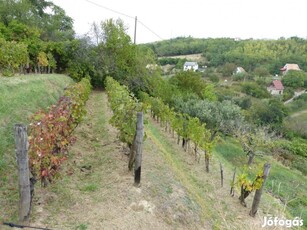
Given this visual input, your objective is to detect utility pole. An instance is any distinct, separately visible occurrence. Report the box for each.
[134,16,137,44]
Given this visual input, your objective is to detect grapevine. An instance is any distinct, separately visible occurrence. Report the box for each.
[28,78,91,186]
[105,76,143,148]
[140,91,213,167]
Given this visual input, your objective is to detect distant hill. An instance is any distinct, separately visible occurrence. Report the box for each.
[141,36,307,74]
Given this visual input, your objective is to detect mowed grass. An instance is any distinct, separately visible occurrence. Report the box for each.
[214,137,307,228]
[0,74,73,222]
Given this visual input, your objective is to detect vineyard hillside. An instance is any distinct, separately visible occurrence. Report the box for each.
[14,90,290,230]
[1,76,306,229]
[0,74,73,221]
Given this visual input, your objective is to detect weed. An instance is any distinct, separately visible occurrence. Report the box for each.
[75,223,88,230]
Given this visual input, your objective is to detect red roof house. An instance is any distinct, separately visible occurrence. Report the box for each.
[267,80,284,95]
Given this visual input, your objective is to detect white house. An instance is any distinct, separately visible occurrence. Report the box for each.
[235,67,246,74]
[183,62,198,71]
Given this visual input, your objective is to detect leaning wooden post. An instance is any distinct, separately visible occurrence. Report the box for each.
[14,124,31,223]
[134,112,144,186]
[249,163,271,217]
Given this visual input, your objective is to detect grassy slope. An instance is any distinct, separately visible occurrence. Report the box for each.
[214,138,307,227]
[0,74,73,222]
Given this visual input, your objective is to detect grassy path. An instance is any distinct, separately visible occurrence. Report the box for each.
[290,109,307,118]
[23,91,286,230]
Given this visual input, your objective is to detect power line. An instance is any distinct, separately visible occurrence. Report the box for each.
[84,0,134,19]
[83,0,164,41]
[138,20,164,40]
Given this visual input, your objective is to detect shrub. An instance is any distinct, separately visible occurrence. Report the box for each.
[241,82,271,98]
[282,88,295,101]
[28,78,91,186]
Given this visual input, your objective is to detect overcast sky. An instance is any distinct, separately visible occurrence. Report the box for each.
[52,0,307,44]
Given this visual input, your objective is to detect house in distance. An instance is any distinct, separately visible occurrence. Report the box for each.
[183,62,198,71]
[235,66,246,74]
[280,63,301,75]
[267,80,284,95]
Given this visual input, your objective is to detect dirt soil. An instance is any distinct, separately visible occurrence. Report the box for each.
[15,91,286,230]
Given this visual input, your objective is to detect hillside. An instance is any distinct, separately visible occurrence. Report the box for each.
[0,76,306,229]
[0,74,73,222]
[7,91,289,230]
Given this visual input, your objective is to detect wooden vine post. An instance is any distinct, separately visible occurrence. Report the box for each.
[14,124,31,223]
[250,163,271,217]
[219,162,224,187]
[230,167,236,196]
[134,112,144,186]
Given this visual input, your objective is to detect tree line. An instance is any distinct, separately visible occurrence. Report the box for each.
[0,0,157,90]
[0,0,74,76]
[142,36,307,74]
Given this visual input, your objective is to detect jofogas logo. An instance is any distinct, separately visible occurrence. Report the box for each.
[262,216,303,228]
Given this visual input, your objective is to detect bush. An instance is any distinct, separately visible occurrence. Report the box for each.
[208,73,219,83]
[235,97,252,110]
[282,70,307,88]
[232,73,245,81]
[241,82,271,98]
[158,57,182,66]
[287,93,307,112]
[279,138,307,157]
[28,78,91,186]
[282,88,295,101]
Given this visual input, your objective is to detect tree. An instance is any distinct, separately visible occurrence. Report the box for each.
[247,99,288,128]
[253,66,270,78]
[41,4,74,41]
[173,98,244,140]
[0,38,28,76]
[221,62,236,77]
[99,18,136,81]
[37,51,48,73]
[282,70,306,88]
[67,37,97,84]
[241,82,271,99]
[169,71,207,99]
[235,127,273,166]
[0,0,75,75]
